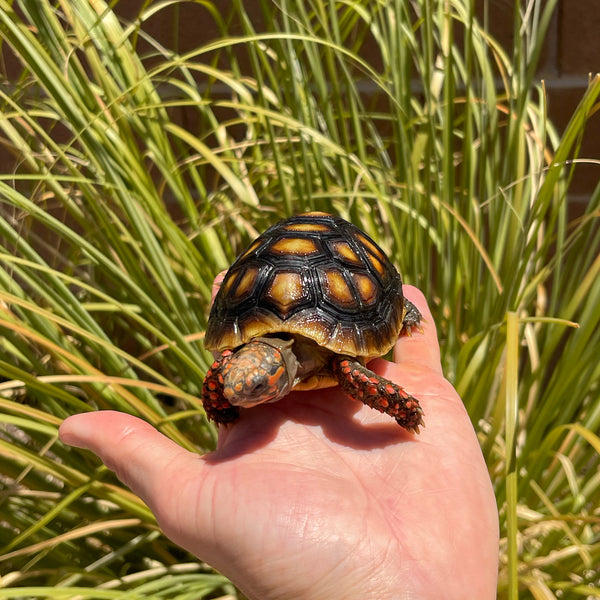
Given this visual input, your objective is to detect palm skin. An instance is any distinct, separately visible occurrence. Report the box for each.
[59,286,499,599]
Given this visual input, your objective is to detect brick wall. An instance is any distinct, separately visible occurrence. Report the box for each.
[473,1,600,201]
[132,1,600,202]
[542,1,600,201]
[2,1,598,200]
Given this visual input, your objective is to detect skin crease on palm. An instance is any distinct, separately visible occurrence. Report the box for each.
[59,279,500,600]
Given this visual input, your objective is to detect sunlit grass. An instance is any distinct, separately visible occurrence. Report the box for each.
[0,0,598,597]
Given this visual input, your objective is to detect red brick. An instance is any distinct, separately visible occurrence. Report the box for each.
[545,82,600,198]
[558,0,600,74]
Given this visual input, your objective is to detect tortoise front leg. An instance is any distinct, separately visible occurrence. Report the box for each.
[331,356,424,434]
[202,350,240,424]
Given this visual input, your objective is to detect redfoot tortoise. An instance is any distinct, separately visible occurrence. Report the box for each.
[202,211,424,433]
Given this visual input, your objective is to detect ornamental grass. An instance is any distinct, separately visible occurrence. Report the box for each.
[0,0,598,597]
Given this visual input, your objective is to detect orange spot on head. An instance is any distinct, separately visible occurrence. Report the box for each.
[268,365,285,386]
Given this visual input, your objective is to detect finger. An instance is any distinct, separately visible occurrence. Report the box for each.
[211,271,227,303]
[393,285,443,375]
[59,411,199,510]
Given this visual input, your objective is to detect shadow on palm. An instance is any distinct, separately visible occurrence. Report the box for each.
[206,385,414,463]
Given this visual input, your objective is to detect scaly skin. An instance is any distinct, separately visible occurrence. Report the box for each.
[402,298,423,333]
[203,300,425,430]
[331,356,424,434]
[202,350,240,424]
[220,339,296,407]
[204,349,424,433]
[202,340,297,424]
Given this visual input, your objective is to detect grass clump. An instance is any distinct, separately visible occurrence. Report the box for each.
[0,0,598,597]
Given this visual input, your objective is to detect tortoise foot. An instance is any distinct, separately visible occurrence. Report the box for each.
[202,350,240,424]
[402,299,423,335]
[332,356,424,434]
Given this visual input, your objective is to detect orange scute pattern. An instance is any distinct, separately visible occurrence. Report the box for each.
[270,237,320,255]
[205,212,405,359]
[265,271,308,315]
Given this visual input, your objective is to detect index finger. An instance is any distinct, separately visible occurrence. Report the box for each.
[393,285,443,375]
[211,271,227,304]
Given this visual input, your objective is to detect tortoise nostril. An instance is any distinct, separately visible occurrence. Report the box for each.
[247,379,267,395]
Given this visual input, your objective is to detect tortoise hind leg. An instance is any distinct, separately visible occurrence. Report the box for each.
[331,356,424,434]
[202,350,240,424]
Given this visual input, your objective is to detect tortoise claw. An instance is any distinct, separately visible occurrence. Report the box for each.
[402,319,425,337]
[401,299,424,336]
[202,350,241,424]
[398,407,425,434]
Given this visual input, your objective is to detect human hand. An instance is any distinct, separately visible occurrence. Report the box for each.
[59,285,499,600]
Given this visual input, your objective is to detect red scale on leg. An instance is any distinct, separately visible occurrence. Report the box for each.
[202,350,240,424]
[331,355,424,434]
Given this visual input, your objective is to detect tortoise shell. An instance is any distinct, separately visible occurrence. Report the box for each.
[204,211,407,359]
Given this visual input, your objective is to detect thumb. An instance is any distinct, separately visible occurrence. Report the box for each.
[59,411,199,511]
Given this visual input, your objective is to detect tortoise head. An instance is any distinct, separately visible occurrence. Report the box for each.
[222,338,299,408]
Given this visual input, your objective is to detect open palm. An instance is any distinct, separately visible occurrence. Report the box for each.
[60,286,499,600]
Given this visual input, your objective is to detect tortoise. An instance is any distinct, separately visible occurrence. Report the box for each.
[202,211,424,433]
